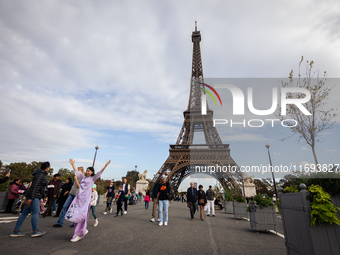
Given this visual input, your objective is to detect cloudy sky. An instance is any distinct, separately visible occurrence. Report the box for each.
[0,0,339,190]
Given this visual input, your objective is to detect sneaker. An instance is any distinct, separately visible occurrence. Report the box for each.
[158,222,163,226]
[164,222,168,226]
[124,211,127,215]
[103,212,107,215]
[31,230,46,238]
[71,236,82,242]
[94,220,98,227]
[10,231,25,237]
[115,214,119,217]
[110,209,112,213]
[53,211,56,214]
[150,218,155,222]
[207,214,210,217]
[85,230,88,235]
[53,224,63,228]
[157,219,160,222]
[212,215,215,217]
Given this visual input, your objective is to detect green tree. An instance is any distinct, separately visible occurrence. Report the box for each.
[126,170,140,184]
[276,56,338,166]
[57,168,74,182]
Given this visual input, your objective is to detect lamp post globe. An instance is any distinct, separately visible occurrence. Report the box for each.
[92,145,99,168]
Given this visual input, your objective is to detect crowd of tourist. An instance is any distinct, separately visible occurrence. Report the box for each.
[1,161,222,241]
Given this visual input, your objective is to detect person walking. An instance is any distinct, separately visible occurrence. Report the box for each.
[156,172,170,226]
[53,167,84,228]
[42,174,62,217]
[197,185,207,221]
[5,178,21,213]
[144,187,150,209]
[130,187,136,205]
[54,178,73,218]
[115,185,125,217]
[65,159,111,242]
[10,162,50,237]
[187,182,198,221]
[103,181,115,214]
[90,184,98,226]
[122,177,130,215]
[150,178,161,222]
[206,185,215,217]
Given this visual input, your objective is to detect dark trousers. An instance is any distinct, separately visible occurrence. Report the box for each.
[56,195,68,216]
[124,197,128,211]
[189,201,196,219]
[5,199,15,213]
[117,201,123,215]
[44,195,56,216]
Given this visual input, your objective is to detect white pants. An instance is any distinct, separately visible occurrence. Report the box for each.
[207,200,215,215]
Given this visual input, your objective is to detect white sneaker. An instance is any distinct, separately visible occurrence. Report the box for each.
[124,211,127,215]
[94,219,98,227]
[164,222,168,226]
[159,222,163,226]
[85,230,88,235]
[150,218,155,222]
[71,236,82,242]
[103,212,107,215]
[157,219,160,222]
[53,211,56,214]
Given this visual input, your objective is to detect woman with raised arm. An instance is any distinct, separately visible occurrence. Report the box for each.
[65,159,111,242]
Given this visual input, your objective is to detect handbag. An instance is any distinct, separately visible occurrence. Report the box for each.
[199,198,204,204]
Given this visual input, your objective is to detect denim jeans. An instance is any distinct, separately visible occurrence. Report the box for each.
[53,199,56,211]
[56,194,75,226]
[145,201,149,209]
[158,200,168,223]
[90,206,97,219]
[14,198,40,232]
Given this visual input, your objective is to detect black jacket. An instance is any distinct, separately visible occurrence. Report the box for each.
[25,169,48,200]
[186,187,198,202]
[206,188,215,200]
[152,182,160,199]
[197,190,207,205]
[0,176,9,184]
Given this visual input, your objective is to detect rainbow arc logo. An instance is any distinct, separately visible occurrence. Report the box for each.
[196,82,222,115]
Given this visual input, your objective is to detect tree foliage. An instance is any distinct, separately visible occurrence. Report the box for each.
[276,56,338,165]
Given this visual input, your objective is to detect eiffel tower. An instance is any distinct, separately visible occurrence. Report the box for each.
[152,23,241,191]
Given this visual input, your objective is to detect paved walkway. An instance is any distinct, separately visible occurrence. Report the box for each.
[0,201,286,255]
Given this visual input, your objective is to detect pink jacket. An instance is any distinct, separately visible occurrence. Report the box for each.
[8,184,20,200]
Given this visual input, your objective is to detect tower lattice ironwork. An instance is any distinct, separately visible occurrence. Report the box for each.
[152,23,241,191]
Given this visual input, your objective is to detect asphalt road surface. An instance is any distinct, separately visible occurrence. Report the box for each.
[0,201,286,255]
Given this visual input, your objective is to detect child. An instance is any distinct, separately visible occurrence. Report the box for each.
[115,185,125,217]
[90,184,98,227]
[144,193,150,209]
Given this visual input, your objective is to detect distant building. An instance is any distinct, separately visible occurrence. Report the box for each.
[194,182,197,189]
[0,165,8,175]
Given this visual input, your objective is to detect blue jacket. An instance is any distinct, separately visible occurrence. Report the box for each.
[186,187,198,202]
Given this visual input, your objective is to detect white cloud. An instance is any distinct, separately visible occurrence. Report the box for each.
[0,0,339,173]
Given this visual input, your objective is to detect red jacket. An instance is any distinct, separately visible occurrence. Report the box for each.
[8,183,20,200]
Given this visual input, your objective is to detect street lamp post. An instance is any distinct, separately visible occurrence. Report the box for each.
[92,145,99,168]
[265,144,278,198]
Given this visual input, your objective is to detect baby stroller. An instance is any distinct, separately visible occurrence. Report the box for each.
[14,192,25,214]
